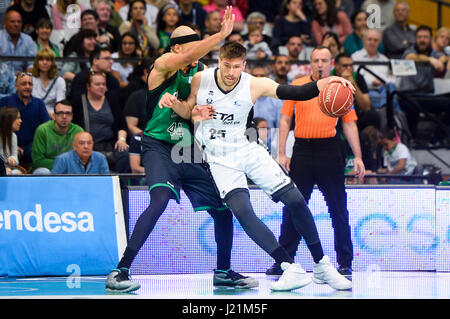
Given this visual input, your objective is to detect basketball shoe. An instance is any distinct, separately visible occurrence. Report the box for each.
[213,269,259,289]
[313,256,352,290]
[105,268,141,293]
[269,262,311,291]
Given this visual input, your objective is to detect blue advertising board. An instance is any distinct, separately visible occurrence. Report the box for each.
[0,176,126,277]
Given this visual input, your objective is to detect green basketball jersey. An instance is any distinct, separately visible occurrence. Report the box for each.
[144,63,203,146]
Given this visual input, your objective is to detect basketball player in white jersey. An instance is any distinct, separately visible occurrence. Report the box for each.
[159,42,355,291]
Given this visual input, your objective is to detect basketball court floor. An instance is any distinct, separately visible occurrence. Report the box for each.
[1,271,449,299]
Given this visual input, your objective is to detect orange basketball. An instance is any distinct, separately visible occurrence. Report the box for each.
[318,82,354,118]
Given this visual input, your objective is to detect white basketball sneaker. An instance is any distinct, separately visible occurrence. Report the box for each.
[313,256,352,290]
[269,262,312,291]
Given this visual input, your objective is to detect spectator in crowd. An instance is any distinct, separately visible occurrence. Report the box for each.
[332,53,378,131]
[311,0,352,46]
[178,0,207,33]
[251,64,283,130]
[120,57,153,127]
[284,35,313,82]
[343,10,385,55]
[397,25,447,145]
[71,71,128,172]
[203,0,245,32]
[118,0,159,28]
[119,0,159,57]
[352,29,399,120]
[378,129,417,182]
[321,31,341,58]
[253,117,270,150]
[202,10,223,61]
[247,0,281,26]
[0,64,16,99]
[382,1,416,59]
[0,106,22,175]
[361,0,396,32]
[51,0,85,31]
[226,31,244,45]
[94,0,122,52]
[272,0,312,48]
[243,26,272,61]
[0,9,37,73]
[111,32,140,88]
[270,55,290,85]
[0,72,50,167]
[31,100,84,174]
[128,131,144,174]
[61,28,98,82]
[432,27,450,77]
[52,131,110,174]
[69,47,120,102]
[269,46,364,278]
[242,12,273,44]
[64,9,118,54]
[31,49,66,119]
[9,0,50,40]
[35,18,62,58]
[156,4,181,55]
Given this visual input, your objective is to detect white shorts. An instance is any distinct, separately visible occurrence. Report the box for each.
[208,142,291,199]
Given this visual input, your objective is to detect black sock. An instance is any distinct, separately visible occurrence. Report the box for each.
[208,208,233,271]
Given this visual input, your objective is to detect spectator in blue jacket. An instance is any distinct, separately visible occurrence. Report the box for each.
[52,132,110,174]
[0,72,49,166]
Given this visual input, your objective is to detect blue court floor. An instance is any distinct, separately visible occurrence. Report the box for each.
[1,272,449,299]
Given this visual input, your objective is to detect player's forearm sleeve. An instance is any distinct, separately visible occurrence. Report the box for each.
[276,81,319,101]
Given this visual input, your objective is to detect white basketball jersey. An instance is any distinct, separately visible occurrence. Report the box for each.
[195,68,254,168]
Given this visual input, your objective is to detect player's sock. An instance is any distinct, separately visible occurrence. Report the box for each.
[225,189,294,264]
[207,208,233,271]
[278,187,324,264]
[117,187,172,269]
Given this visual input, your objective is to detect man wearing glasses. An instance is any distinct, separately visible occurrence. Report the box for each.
[0,71,49,169]
[31,100,84,174]
[69,47,120,103]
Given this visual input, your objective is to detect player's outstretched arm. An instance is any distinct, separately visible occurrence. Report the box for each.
[250,76,355,102]
[154,6,235,74]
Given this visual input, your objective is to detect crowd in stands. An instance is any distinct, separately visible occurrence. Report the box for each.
[0,0,449,183]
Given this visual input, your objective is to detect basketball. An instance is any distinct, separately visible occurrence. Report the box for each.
[318,82,354,118]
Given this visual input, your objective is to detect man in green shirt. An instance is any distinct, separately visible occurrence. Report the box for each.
[31,100,83,174]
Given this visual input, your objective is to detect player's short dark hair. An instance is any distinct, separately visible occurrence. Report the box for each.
[219,41,247,60]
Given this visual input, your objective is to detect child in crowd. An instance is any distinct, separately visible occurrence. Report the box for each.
[378,129,417,183]
[243,27,272,60]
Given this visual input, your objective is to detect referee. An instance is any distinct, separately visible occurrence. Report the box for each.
[268,46,366,279]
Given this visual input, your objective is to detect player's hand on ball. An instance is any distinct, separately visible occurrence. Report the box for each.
[192,105,215,122]
[159,93,178,109]
[318,76,356,95]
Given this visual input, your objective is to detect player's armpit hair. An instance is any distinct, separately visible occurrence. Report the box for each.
[276,81,320,101]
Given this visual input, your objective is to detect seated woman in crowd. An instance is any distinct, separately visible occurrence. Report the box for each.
[111,32,141,88]
[156,4,181,55]
[432,27,450,77]
[31,49,66,119]
[72,71,129,172]
[0,106,23,175]
[272,0,312,47]
[311,0,352,46]
[119,0,159,57]
[343,10,385,55]
[61,29,98,82]
[321,31,342,58]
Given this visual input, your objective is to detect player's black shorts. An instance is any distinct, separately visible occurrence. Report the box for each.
[141,134,226,211]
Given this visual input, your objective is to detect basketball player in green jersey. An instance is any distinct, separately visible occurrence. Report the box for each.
[106,7,258,293]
